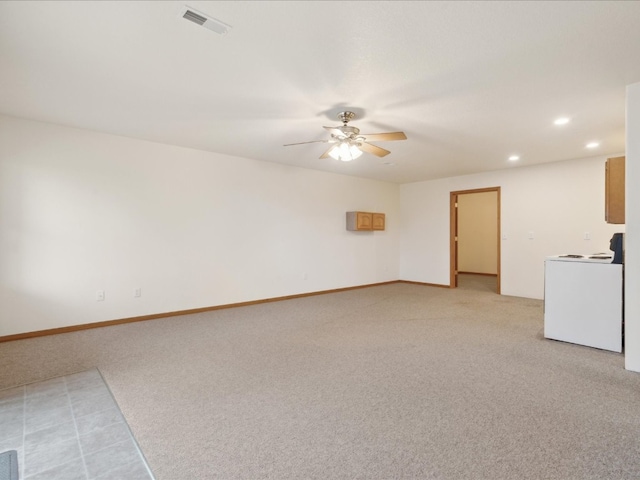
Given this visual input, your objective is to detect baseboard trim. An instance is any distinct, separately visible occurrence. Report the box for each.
[457,272,498,277]
[1,280,416,343]
[397,280,451,288]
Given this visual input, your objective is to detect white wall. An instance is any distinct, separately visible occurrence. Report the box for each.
[0,115,400,336]
[1,112,632,340]
[625,82,640,372]
[400,156,625,299]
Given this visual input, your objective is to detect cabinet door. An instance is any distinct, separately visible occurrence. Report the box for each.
[605,156,625,224]
[372,213,385,230]
[356,212,373,230]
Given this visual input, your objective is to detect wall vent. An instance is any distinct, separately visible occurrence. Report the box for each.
[179,5,231,35]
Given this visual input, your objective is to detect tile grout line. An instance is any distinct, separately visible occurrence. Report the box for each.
[64,377,90,480]
[75,414,121,433]
[74,405,123,424]
[23,456,87,479]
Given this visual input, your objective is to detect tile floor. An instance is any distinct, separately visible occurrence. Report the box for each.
[0,369,154,479]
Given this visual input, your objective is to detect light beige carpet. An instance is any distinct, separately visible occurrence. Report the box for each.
[1,279,639,479]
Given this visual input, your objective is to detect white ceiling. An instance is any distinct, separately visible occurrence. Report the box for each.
[1,1,640,184]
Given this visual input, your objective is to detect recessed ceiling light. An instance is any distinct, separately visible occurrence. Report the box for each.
[586,142,600,149]
[508,155,520,161]
[554,117,570,126]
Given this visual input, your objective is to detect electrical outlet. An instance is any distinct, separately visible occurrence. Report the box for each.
[134,288,142,298]
[528,231,534,240]
[96,290,105,301]
[584,232,591,240]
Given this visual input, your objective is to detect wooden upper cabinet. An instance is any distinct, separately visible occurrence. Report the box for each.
[346,211,385,231]
[605,156,625,224]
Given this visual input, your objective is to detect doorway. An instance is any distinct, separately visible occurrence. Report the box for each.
[450,187,501,293]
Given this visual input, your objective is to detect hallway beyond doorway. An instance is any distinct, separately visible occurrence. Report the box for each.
[457,273,498,293]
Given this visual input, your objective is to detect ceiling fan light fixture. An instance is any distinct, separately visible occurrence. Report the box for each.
[329,141,362,162]
[284,111,406,160]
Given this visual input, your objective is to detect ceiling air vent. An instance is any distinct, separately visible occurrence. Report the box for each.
[179,5,231,35]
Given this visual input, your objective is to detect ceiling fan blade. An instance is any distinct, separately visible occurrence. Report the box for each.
[359,142,391,157]
[283,139,329,146]
[361,132,407,142]
[319,145,336,159]
[323,126,345,136]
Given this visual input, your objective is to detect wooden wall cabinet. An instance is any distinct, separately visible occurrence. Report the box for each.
[605,156,625,224]
[346,211,385,231]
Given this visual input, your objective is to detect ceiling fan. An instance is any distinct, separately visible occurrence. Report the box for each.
[283,111,407,162]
